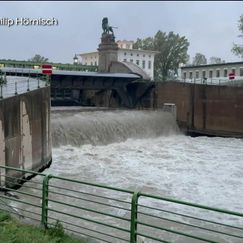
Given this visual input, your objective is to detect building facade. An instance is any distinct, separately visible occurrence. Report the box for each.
[180,62,243,81]
[78,40,157,80]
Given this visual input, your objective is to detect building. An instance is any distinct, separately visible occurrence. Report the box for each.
[78,40,158,80]
[180,61,243,81]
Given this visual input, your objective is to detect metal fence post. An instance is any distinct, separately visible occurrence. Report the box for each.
[130,192,140,243]
[41,174,52,228]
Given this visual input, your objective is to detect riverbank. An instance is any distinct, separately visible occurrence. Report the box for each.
[0,210,85,243]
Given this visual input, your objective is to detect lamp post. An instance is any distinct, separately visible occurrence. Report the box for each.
[73,54,78,65]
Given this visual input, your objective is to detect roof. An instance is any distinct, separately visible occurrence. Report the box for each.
[181,61,243,69]
[0,67,141,79]
[79,48,159,57]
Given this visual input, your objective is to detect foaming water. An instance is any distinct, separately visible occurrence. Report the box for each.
[50,135,243,211]
[51,109,179,147]
[10,109,243,242]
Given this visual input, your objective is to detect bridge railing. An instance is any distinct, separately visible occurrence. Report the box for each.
[176,78,243,87]
[0,60,98,72]
[0,75,49,99]
[0,165,243,242]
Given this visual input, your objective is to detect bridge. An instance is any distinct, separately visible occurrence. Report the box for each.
[0,59,97,72]
[0,67,154,108]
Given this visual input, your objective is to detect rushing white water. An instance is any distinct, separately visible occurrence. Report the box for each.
[7,108,243,242]
[50,109,243,210]
[51,109,179,147]
[48,109,243,242]
[50,134,243,211]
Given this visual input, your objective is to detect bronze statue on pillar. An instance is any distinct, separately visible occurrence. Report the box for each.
[98,17,118,72]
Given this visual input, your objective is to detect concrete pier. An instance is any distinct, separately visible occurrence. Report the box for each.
[0,76,51,187]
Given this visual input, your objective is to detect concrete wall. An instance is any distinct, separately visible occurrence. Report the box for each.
[156,82,243,137]
[0,87,52,187]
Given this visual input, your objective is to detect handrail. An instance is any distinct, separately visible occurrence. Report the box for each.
[0,165,243,242]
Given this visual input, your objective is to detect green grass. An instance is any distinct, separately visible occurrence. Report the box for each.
[0,210,86,243]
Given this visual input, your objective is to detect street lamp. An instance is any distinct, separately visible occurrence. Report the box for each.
[73,54,78,65]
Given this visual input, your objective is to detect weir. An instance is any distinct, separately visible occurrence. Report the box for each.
[51,109,180,147]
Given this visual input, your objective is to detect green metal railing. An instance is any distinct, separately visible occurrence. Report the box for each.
[0,165,243,242]
[0,60,98,72]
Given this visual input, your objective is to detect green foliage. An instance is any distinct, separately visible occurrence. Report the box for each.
[0,210,85,243]
[232,14,243,58]
[28,54,49,63]
[133,31,189,81]
[209,56,225,64]
[192,53,207,65]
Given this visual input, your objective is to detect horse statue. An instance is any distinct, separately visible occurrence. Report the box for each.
[102,17,116,36]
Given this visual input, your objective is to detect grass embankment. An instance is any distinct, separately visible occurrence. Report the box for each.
[0,210,85,243]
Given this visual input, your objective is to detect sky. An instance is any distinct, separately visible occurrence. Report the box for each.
[0,1,242,64]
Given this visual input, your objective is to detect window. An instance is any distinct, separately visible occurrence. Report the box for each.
[189,72,193,79]
[240,68,243,76]
[149,55,151,58]
[130,59,133,63]
[196,71,199,79]
[183,72,187,79]
[95,61,97,66]
[130,53,133,56]
[124,52,127,56]
[91,62,93,66]
[143,54,145,57]
[148,61,151,69]
[231,68,236,74]
[202,70,206,78]
[142,60,145,69]
[224,69,227,77]
[123,59,127,62]
[136,60,140,65]
[137,54,139,57]
[216,70,220,77]
[209,70,213,78]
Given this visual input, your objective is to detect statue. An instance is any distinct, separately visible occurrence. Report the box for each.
[102,17,116,36]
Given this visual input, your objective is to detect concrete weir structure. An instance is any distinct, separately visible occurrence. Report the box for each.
[0,77,52,188]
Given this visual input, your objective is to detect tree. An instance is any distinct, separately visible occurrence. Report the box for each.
[133,31,189,80]
[232,15,243,59]
[209,56,225,64]
[28,54,49,63]
[192,53,207,65]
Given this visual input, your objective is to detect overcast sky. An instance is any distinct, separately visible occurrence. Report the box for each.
[0,1,242,64]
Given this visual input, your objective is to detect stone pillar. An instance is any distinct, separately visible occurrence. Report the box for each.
[98,33,118,72]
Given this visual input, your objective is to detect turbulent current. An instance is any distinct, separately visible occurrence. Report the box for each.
[50,108,243,210]
[51,109,179,147]
[9,108,243,242]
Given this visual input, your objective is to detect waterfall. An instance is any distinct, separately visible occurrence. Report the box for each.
[51,109,180,147]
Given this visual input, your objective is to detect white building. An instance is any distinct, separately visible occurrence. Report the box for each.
[78,40,158,80]
[179,61,243,81]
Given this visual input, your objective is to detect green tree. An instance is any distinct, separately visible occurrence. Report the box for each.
[209,56,225,64]
[28,54,49,63]
[133,31,189,80]
[232,14,243,59]
[192,53,207,65]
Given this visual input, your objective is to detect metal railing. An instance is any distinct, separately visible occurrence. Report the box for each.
[177,78,243,87]
[0,74,49,99]
[0,60,98,72]
[0,165,243,242]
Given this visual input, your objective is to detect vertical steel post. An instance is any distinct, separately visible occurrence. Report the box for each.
[130,192,140,243]
[15,82,18,95]
[41,174,52,228]
[27,79,30,91]
[0,85,2,99]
